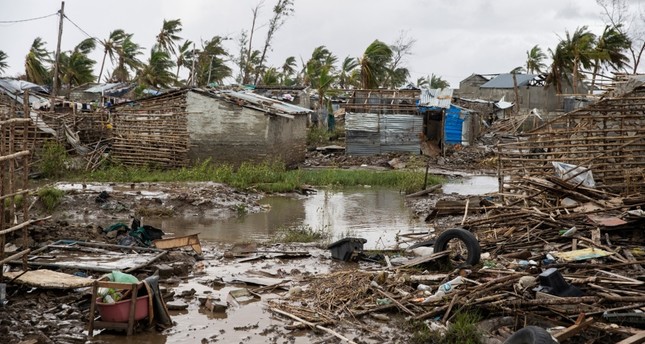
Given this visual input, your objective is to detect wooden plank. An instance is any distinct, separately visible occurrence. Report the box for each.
[616,332,645,344]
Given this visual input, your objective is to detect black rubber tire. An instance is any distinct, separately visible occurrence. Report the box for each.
[503,326,558,344]
[433,228,481,266]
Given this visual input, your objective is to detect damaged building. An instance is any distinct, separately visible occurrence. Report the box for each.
[497,77,645,197]
[110,89,312,168]
[343,89,480,156]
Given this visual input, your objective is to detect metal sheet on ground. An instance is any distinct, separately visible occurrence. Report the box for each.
[4,269,95,289]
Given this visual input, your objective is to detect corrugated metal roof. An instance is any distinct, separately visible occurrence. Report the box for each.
[480,73,538,89]
[419,88,453,108]
[346,112,422,155]
[84,82,132,94]
[220,90,312,115]
[0,78,48,95]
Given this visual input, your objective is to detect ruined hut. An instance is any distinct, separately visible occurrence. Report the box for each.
[497,82,645,196]
[110,89,312,168]
[68,82,135,106]
[343,89,479,156]
[456,73,589,112]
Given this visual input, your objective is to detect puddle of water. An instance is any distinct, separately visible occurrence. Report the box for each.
[145,188,428,250]
[442,175,499,196]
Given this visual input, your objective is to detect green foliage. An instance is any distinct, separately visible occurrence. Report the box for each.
[272,224,329,243]
[38,141,68,178]
[307,126,342,146]
[37,187,64,212]
[3,194,23,208]
[74,160,440,194]
[408,311,483,344]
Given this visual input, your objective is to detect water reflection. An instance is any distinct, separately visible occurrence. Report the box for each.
[144,188,427,250]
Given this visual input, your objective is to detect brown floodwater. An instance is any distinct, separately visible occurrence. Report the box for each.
[84,178,498,343]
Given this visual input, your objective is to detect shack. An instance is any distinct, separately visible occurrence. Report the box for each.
[497,79,645,196]
[343,89,421,156]
[110,89,312,168]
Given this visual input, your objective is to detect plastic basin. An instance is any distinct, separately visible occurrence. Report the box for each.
[96,295,149,322]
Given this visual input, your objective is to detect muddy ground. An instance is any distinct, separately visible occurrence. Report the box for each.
[0,148,497,344]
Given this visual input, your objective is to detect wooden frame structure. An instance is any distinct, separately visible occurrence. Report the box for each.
[0,118,34,278]
[497,86,645,200]
[110,90,189,168]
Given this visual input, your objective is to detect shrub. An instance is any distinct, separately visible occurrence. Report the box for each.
[37,187,65,212]
[37,141,68,178]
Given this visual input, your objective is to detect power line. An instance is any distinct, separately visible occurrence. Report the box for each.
[63,14,98,43]
[0,12,58,24]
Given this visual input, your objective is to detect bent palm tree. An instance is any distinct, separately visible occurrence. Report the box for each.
[59,38,97,89]
[137,48,176,89]
[112,34,143,82]
[97,29,125,83]
[526,45,547,74]
[360,40,393,89]
[562,26,597,94]
[24,37,51,85]
[591,25,631,90]
[339,56,359,89]
[175,40,193,80]
[155,19,183,56]
[0,50,8,75]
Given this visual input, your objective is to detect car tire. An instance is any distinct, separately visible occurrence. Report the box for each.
[433,228,481,266]
[503,326,559,344]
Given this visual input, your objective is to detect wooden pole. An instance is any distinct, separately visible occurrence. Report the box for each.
[52,1,65,98]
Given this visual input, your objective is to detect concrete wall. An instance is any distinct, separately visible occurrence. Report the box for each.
[186,91,306,166]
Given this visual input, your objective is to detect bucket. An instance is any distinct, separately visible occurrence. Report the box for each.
[96,295,149,322]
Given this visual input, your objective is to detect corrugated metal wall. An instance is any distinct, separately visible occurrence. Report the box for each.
[444,106,465,145]
[346,112,422,156]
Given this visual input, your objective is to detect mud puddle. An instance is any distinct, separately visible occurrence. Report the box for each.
[90,245,350,344]
[144,188,428,250]
[441,175,498,196]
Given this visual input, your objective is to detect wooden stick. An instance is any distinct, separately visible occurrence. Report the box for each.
[270,307,357,344]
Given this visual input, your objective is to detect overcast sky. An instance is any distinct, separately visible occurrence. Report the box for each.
[1,0,643,87]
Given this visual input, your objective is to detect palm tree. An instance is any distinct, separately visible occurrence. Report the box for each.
[280,56,296,85]
[175,40,193,80]
[24,37,51,85]
[112,34,143,82]
[590,25,631,90]
[0,50,8,75]
[304,46,336,86]
[155,19,183,56]
[546,43,571,93]
[359,40,393,89]
[137,48,176,89]
[526,45,547,74]
[260,67,280,86]
[194,36,231,87]
[416,76,428,88]
[97,29,126,83]
[561,26,597,94]
[338,56,359,89]
[59,38,97,89]
[386,67,410,88]
[429,74,450,89]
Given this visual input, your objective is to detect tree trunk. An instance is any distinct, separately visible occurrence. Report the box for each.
[242,4,260,85]
[572,57,579,94]
[98,51,107,83]
[512,72,519,115]
[590,61,600,94]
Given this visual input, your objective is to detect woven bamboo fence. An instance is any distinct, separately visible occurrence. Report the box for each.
[110,90,189,168]
[497,86,645,198]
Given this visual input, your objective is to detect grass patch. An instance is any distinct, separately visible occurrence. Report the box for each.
[37,187,65,212]
[307,126,343,146]
[409,311,484,344]
[135,206,174,217]
[70,160,442,194]
[37,141,68,178]
[272,224,329,244]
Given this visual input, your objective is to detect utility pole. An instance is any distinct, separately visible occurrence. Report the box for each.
[52,1,65,99]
